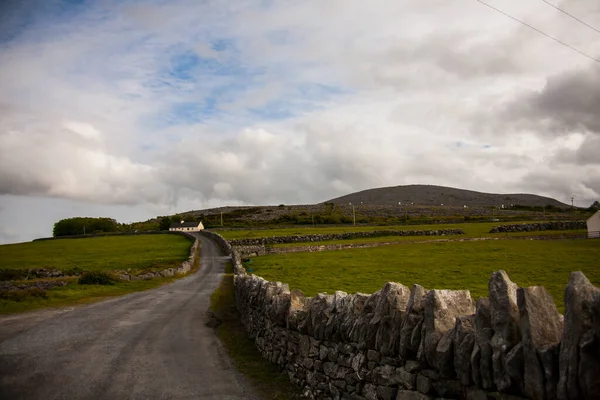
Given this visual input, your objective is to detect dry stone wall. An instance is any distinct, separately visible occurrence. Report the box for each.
[204,231,600,400]
[116,232,199,281]
[229,229,464,247]
[489,221,586,233]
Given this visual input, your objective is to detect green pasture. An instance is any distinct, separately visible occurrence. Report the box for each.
[246,239,600,312]
[269,229,586,248]
[0,234,192,272]
[0,234,196,314]
[219,221,548,240]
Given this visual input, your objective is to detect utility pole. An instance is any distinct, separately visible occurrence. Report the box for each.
[571,196,575,219]
[220,211,223,227]
[83,226,86,235]
[349,203,356,226]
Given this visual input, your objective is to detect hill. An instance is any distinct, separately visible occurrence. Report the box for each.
[325,184,571,208]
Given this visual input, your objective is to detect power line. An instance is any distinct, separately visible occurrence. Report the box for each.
[539,0,600,35]
[475,0,600,65]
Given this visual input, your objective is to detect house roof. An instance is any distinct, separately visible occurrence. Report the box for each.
[170,221,201,228]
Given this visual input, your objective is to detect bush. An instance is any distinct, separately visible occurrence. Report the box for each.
[0,288,48,302]
[0,268,28,281]
[63,267,84,276]
[78,271,116,285]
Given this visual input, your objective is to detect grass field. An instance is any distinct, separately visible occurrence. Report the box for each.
[246,239,600,312]
[0,234,192,272]
[218,221,559,240]
[269,229,586,248]
[0,234,196,314]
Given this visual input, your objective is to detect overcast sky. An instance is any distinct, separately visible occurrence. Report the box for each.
[1,0,599,243]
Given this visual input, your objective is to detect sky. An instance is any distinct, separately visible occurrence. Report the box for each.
[0,0,599,243]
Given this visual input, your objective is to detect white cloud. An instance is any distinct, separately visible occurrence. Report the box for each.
[0,0,599,242]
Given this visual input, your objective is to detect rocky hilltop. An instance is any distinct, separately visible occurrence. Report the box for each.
[326,184,571,208]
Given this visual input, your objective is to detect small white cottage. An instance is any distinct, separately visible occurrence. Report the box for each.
[586,211,600,238]
[169,220,204,232]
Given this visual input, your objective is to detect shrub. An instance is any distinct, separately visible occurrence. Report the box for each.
[63,266,84,276]
[0,268,28,281]
[78,271,116,285]
[0,288,48,302]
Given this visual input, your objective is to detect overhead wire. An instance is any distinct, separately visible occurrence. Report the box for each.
[539,0,600,35]
[475,0,600,65]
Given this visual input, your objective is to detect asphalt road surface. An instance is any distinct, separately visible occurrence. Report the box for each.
[0,233,261,400]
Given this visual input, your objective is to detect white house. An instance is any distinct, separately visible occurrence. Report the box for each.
[586,211,600,238]
[169,220,204,232]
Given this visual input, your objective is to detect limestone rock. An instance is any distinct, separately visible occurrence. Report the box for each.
[489,270,521,391]
[518,286,563,400]
[400,285,429,360]
[287,289,312,333]
[557,272,600,400]
[395,390,432,400]
[454,315,475,386]
[374,282,411,356]
[472,298,494,390]
[420,289,475,369]
[435,328,455,378]
[309,293,336,340]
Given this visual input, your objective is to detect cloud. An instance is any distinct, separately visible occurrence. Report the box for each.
[503,66,600,134]
[0,0,599,242]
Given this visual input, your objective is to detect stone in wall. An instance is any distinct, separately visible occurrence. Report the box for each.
[418,289,475,370]
[400,284,429,361]
[489,270,521,391]
[557,272,600,400]
[288,289,313,333]
[518,286,563,400]
[471,297,495,390]
[454,314,475,386]
[373,282,411,357]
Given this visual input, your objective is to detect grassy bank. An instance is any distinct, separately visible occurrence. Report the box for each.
[0,277,179,314]
[247,239,600,312]
[210,262,300,399]
[0,234,191,272]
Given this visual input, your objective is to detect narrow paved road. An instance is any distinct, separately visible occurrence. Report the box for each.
[0,234,260,400]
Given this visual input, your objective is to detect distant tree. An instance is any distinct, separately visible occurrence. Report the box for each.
[53,217,118,237]
[159,217,172,231]
[588,201,600,212]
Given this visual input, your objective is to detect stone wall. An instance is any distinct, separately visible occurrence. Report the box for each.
[489,221,586,233]
[206,231,600,400]
[229,230,464,247]
[116,232,199,281]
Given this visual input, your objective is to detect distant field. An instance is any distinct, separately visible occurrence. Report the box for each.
[218,221,585,241]
[0,234,192,272]
[247,239,600,312]
[270,229,586,248]
[218,222,506,239]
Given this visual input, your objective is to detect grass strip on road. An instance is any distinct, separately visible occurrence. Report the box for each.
[210,262,301,400]
[247,239,600,313]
